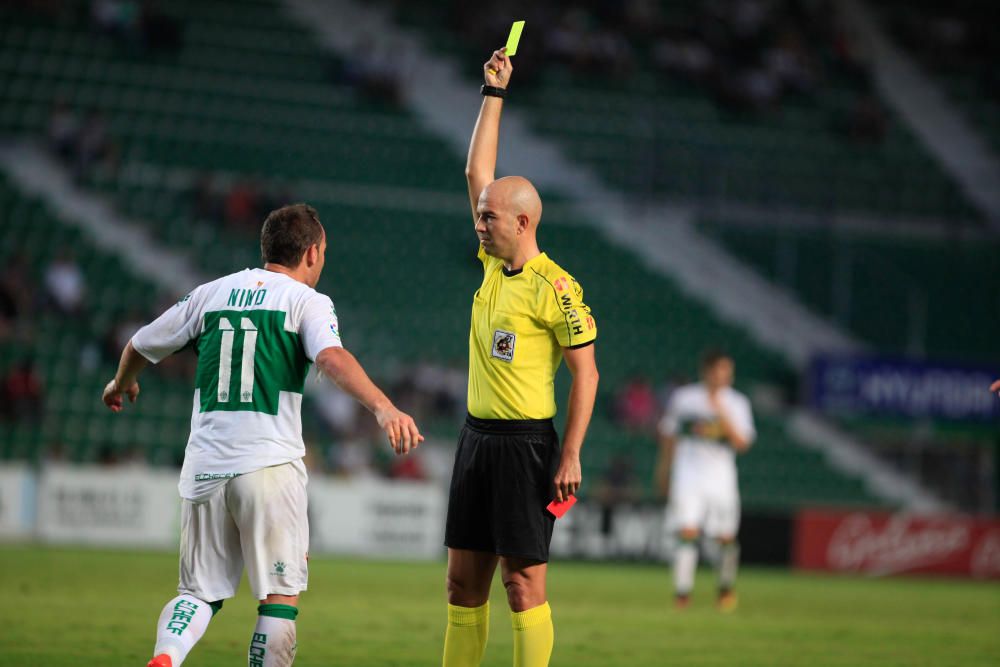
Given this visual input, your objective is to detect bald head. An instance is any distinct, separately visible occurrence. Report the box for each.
[482,176,543,229]
[475,175,544,267]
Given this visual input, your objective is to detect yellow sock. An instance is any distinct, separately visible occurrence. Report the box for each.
[511,602,553,667]
[443,602,489,667]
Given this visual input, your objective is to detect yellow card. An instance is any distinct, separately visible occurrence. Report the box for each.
[505,20,525,56]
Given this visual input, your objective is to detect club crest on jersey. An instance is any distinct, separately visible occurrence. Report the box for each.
[491,329,516,362]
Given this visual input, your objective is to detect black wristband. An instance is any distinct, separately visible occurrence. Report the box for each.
[481,84,507,98]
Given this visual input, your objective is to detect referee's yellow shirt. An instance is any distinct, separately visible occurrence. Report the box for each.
[468,247,597,420]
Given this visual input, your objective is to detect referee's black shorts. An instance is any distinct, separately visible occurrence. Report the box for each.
[444,414,560,562]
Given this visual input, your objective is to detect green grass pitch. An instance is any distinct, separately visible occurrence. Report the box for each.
[1,545,997,666]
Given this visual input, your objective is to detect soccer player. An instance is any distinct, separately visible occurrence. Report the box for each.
[655,350,755,611]
[441,48,600,667]
[101,204,422,667]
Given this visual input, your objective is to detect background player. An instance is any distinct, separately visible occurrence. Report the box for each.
[441,47,600,667]
[655,350,755,611]
[102,204,422,667]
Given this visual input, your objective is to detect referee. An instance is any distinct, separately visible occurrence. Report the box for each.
[441,48,600,667]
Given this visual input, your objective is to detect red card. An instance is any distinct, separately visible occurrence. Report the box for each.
[546,495,577,518]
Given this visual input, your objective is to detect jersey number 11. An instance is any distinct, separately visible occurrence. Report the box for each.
[217,317,257,403]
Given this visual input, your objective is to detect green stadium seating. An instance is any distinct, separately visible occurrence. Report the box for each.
[0,174,193,463]
[382,1,979,223]
[876,1,1000,157]
[0,0,890,510]
[697,221,1000,364]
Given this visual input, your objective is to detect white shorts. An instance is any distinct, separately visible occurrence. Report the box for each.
[178,460,309,602]
[669,475,740,539]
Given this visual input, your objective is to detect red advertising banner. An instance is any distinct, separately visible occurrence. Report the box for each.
[794,509,1000,579]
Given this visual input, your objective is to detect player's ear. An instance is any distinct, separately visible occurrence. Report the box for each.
[305,243,319,267]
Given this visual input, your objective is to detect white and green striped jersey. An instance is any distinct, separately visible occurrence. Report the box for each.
[132,268,342,501]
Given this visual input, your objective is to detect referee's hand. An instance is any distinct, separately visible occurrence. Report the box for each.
[483,48,512,89]
[375,405,424,455]
[553,455,582,503]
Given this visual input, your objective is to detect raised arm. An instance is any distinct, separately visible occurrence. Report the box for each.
[466,48,513,223]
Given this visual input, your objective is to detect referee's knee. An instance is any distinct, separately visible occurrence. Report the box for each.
[446,574,489,607]
[503,578,545,612]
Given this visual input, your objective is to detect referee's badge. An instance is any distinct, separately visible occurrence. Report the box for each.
[491,329,516,362]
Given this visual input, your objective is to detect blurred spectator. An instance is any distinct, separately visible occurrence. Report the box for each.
[595,453,641,506]
[224,181,262,232]
[652,35,715,84]
[840,94,888,145]
[411,361,466,420]
[389,451,427,480]
[43,440,68,464]
[0,282,16,338]
[548,9,590,68]
[547,8,633,77]
[649,0,846,115]
[47,101,119,178]
[104,308,147,361]
[96,443,122,465]
[92,0,181,52]
[75,111,118,179]
[624,0,665,37]
[616,376,657,431]
[327,438,378,478]
[190,174,222,221]
[1,358,44,422]
[313,381,363,439]
[765,28,817,96]
[0,258,32,338]
[342,37,402,106]
[92,0,140,39]
[139,1,182,52]
[44,250,86,315]
[594,453,642,549]
[716,66,782,113]
[48,100,80,160]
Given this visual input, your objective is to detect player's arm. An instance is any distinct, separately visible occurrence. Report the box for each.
[102,284,209,412]
[465,48,512,222]
[553,342,599,502]
[102,340,148,412]
[709,392,752,453]
[991,379,1000,393]
[315,346,423,455]
[654,394,681,496]
[654,433,676,498]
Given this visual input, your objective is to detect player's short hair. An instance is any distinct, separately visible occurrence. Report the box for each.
[260,203,323,267]
[701,348,732,369]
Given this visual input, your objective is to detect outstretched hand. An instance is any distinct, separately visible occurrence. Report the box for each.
[484,48,513,89]
[102,378,140,412]
[375,405,424,455]
[991,379,1000,394]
